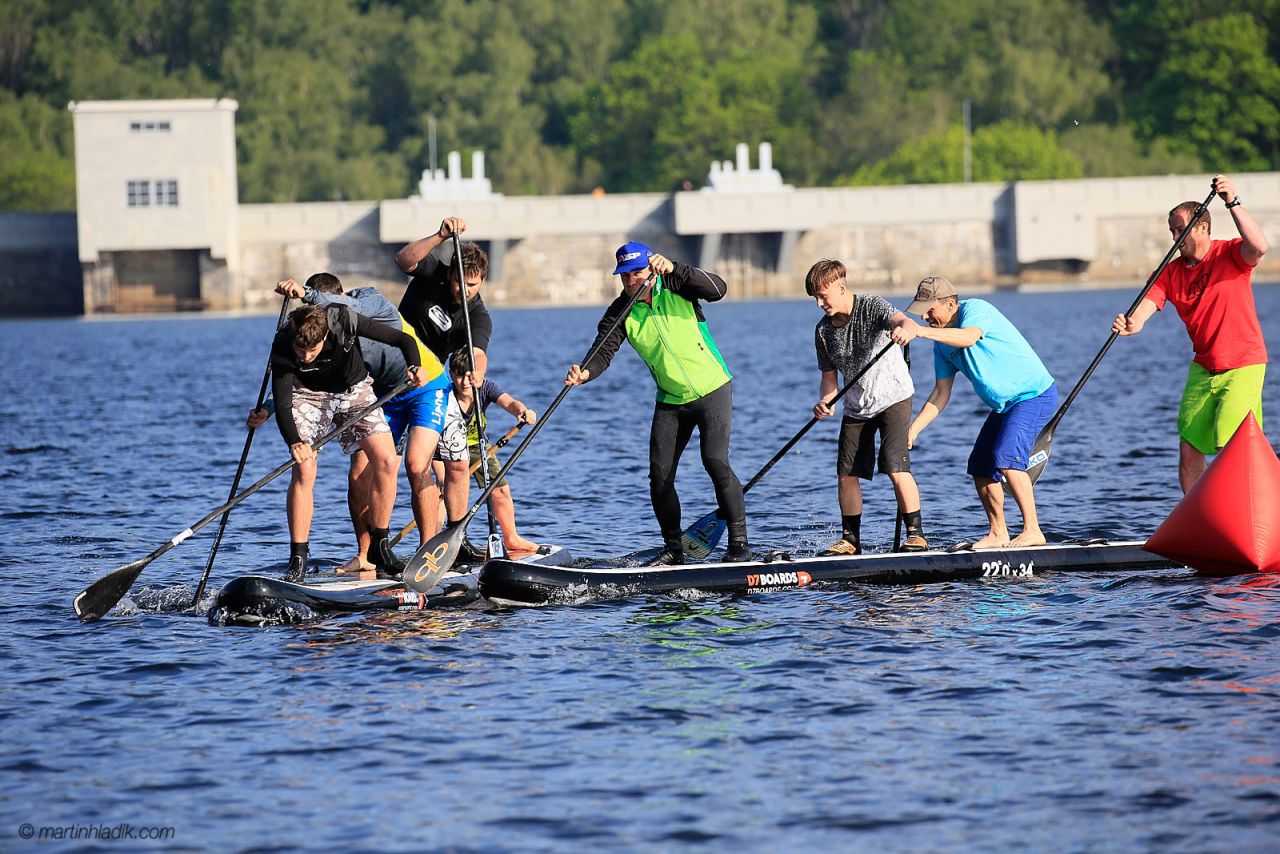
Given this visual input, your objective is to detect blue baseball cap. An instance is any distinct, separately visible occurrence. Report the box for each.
[612,241,652,275]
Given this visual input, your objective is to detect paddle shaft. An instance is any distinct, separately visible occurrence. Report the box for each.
[468,424,522,474]
[680,339,899,558]
[73,379,413,621]
[401,273,652,591]
[190,298,290,607]
[452,233,496,534]
[454,277,655,530]
[892,342,910,552]
[743,340,897,494]
[219,379,413,525]
[1040,187,1217,437]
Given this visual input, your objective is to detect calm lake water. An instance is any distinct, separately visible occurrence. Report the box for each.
[2,287,1279,851]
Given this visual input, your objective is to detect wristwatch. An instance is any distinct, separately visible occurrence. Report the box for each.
[1225,196,1243,209]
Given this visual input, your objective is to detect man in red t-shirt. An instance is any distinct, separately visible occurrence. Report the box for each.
[1113,173,1270,493]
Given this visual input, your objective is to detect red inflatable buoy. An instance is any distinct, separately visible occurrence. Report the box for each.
[1145,413,1280,575]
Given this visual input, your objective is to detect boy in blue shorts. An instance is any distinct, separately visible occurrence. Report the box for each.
[893,276,1058,549]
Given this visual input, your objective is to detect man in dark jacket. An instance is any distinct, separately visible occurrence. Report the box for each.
[250,302,425,581]
[277,274,451,574]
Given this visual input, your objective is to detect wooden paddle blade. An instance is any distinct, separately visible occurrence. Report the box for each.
[73,559,148,622]
[682,512,726,559]
[1026,428,1053,485]
[402,523,467,592]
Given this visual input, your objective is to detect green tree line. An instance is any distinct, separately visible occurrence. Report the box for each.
[2,0,1277,210]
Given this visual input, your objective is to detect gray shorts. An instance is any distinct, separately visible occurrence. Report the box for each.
[291,377,389,455]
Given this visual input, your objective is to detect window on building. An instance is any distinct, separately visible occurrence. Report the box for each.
[155,180,179,207]
[126,180,151,207]
[128,120,172,133]
[126,180,180,208]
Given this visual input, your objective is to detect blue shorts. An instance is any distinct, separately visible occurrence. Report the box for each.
[967,384,1058,481]
[383,378,450,446]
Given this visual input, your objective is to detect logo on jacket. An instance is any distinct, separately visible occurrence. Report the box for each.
[428,305,453,332]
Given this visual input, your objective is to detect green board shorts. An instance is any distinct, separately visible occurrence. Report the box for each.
[469,449,508,490]
[1178,362,1266,454]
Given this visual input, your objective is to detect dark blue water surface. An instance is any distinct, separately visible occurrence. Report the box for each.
[3,287,1279,851]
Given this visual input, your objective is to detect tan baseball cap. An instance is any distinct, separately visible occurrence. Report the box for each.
[907,275,958,315]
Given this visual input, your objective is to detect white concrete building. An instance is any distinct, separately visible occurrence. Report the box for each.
[68,98,240,311]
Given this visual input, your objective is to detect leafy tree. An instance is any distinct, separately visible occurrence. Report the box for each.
[1059,123,1202,177]
[0,92,74,209]
[975,0,1115,129]
[426,1,572,195]
[967,122,1086,181]
[813,0,890,53]
[0,0,48,91]
[570,35,707,191]
[1091,1,1280,97]
[869,0,1116,131]
[222,0,412,201]
[1139,13,1280,170]
[643,0,820,62]
[352,7,463,189]
[0,151,76,211]
[520,0,629,146]
[798,50,953,186]
[570,0,821,192]
[231,46,408,202]
[1,0,1277,209]
[23,2,216,102]
[843,121,1083,185]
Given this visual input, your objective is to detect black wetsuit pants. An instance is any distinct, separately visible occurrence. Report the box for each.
[649,381,746,533]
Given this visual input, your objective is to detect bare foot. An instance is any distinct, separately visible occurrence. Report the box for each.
[504,537,540,555]
[972,533,1011,550]
[336,555,376,575]
[1010,531,1046,547]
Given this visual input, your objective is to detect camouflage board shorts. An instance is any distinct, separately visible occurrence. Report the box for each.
[290,377,389,455]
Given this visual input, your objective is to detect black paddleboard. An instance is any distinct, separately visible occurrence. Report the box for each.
[213,544,573,625]
[478,540,1181,606]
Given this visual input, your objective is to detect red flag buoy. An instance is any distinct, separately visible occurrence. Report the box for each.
[1145,413,1280,576]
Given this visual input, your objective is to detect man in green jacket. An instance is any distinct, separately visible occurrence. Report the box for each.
[565,242,750,564]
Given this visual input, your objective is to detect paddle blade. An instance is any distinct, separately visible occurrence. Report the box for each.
[1026,427,1053,485]
[682,512,726,559]
[73,559,147,622]
[402,524,466,592]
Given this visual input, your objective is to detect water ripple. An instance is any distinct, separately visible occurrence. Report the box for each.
[3,296,1280,850]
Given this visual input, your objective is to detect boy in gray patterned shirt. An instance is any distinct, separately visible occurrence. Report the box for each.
[808,260,928,554]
